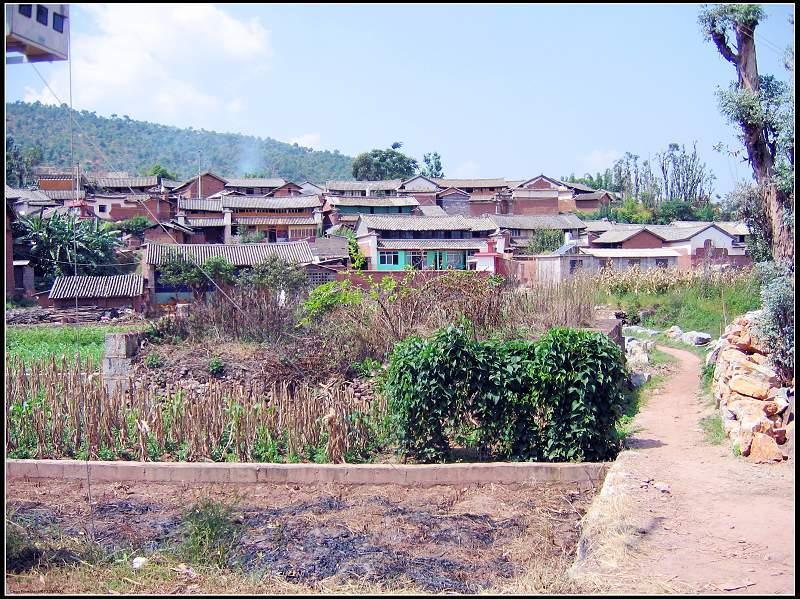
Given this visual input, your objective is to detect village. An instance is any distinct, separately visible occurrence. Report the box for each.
[4,2,795,597]
[7,170,753,312]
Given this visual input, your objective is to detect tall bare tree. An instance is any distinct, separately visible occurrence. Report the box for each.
[699,4,794,261]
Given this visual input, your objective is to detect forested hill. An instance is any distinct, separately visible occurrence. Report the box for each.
[5,101,353,183]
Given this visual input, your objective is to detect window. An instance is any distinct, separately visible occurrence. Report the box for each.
[379,251,399,266]
[98,204,108,213]
[569,259,583,274]
[409,251,424,270]
[53,11,65,32]
[627,259,641,268]
[19,5,32,17]
[655,258,668,268]
[36,4,48,25]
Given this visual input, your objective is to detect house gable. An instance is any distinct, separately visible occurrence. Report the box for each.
[399,175,440,193]
[516,175,565,191]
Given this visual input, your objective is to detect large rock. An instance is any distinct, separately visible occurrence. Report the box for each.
[748,433,784,463]
[629,371,651,388]
[681,331,712,346]
[705,338,728,368]
[729,375,772,400]
[623,325,659,337]
[665,325,683,339]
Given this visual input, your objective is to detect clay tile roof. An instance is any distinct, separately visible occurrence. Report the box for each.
[224,177,287,188]
[358,214,497,232]
[490,214,586,231]
[91,176,159,188]
[144,241,314,266]
[49,274,144,300]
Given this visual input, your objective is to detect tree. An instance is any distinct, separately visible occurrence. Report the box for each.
[421,152,444,178]
[352,143,418,180]
[237,255,308,297]
[5,136,43,187]
[699,4,794,261]
[112,216,154,237]
[145,164,179,180]
[522,230,564,255]
[158,253,236,300]
[13,214,123,289]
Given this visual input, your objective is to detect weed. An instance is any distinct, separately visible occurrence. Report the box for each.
[732,441,742,457]
[208,356,225,377]
[180,497,242,567]
[700,413,726,445]
[144,352,164,369]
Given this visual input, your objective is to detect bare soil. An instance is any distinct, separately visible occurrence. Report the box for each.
[580,345,795,594]
[6,479,594,594]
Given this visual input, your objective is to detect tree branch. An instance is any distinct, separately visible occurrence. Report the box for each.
[709,25,739,65]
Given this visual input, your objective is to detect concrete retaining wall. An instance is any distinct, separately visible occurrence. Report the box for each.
[7,459,609,488]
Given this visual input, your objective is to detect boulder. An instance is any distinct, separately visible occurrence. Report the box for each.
[680,331,712,346]
[729,375,772,400]
[623,325,659,337]
[629,372,651,388]
[748,433,784,463]
[665,325,683,339]
[705,338,727,368]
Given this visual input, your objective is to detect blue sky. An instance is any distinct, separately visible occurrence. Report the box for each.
[5,3,794,195]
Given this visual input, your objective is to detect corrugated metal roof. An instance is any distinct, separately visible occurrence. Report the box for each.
[490,214,586,230]
[49,275,144,299]
[235,216,317,226]
[378,239,485,250]
[145,242,314,266]
[359,214,497,232]
[178,198,223,212]
[222,196,322,210]
[327,196,419,208]
[579,248,681,258]
[91,176,159,188]
[224,178,287,188]
[326,180,402,191]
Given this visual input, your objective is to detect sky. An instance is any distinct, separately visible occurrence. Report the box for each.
[4,3,795,196]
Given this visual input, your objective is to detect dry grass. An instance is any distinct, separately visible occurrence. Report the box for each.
[5,355,385,463]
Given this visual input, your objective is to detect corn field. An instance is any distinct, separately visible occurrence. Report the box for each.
[5,355,387,464]
[594,265,756,296]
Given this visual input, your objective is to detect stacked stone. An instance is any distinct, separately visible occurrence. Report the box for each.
[709,310,793,462]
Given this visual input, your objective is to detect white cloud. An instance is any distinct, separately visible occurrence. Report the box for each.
[288,132,322,149]
[23,4,271,127]
[452,160,480,178]
[579,149,622,173]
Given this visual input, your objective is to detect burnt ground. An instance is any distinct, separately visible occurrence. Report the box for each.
[6,479,594,594]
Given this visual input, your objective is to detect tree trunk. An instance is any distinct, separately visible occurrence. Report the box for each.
[731,22,795,261]
[766,186,794,262]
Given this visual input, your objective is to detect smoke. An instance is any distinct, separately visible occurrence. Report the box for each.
[236,140,265,176]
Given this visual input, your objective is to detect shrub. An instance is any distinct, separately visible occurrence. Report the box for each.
[180,497,242,567]
[208,357,225,377]
[753,261,794,382]
[382,323,627,463]
[527,328,627,462]
[300,280,363,325]
[144,352,163,368]
[239,229,266,244]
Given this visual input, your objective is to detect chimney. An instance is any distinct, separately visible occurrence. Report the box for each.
[487,238,497,254]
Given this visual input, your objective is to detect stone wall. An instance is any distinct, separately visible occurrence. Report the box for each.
[709,311,793,462]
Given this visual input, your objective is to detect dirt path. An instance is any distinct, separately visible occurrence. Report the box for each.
[578,345,794,594]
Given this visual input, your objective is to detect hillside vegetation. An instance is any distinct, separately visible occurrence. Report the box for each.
[6,101,353,183]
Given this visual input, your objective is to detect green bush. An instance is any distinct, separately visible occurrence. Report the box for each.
[382,323,627,463]
[144,352,164,369]
[527,328,626,461]
[300,280,363,325]
[753,262,794,382]
[207,357,225,377]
